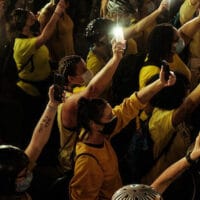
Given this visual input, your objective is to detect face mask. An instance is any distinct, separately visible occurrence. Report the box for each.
[99,116,118,135]
[81,70,93,85]
[175,37,185,54]
[16,171,33,193]
[30,20,40,36]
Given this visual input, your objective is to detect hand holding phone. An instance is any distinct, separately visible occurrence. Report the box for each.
[53,73,65,102]
[161,60,171,81]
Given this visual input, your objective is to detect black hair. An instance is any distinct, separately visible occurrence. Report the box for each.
[9,8,29,34]
[77,97,107,131]
[85,18,114,45]
[146,72,189,110]
[147,23,175,65]
[0,145,29,195]
[58,55,82,85]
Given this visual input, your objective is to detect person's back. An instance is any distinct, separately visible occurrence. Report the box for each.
[141,72,200,185]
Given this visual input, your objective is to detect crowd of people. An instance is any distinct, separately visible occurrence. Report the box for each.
[1,0,200,199]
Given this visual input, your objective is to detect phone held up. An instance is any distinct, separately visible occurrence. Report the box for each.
[161,60,171,81]
[53,73,65,102]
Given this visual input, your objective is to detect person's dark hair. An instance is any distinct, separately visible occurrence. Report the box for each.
[85,18,114,45]
[147,23,175,65]
[58,55,82,85]
[77,97,107,131]
[0,145,29,195]
[9,8,29,35]
[146,72,189,110]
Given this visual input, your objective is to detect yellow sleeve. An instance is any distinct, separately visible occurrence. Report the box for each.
[86,50,105,75]
[112,93,145,136]
[70,155,103,200]
[139,65,160,89]
[179,0,198,24]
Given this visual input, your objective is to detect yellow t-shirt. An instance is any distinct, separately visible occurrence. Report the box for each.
[70,93,145,199]
[141,108,191,185]
[139,54,191,89]
[14,37,51,96]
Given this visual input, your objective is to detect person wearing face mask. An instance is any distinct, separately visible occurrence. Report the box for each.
[56,41,125,173]
[69,68,176,200]
[7,0,66,149]
[0,85,65,200]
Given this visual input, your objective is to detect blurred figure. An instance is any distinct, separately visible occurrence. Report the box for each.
[38,0,75,70]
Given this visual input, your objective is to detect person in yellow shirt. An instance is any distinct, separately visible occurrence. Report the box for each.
[112,133,200,200]
[141,72,200,185]
[57,41,125,172]
[69,68,176,200]
[86,0,169,77]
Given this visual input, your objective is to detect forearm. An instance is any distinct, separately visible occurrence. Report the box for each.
[151,157,190,194]
[124,9,161,39]
[179,16,200,40]
[86,55,121,98]
[137,79,164,104]
[36,2,64,48]
[172,84,200,126]
[25,102,58,162]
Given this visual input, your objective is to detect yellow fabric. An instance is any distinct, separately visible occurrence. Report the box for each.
[70,140,122,200]
[179,0,200,58]
[141,108,191,185]
[57,87,85,171]
[139,54,191,89]
[57,102,78,172]
[86,39,138,75]
[86,50,106,75]
[14,37,51,96]
[70,93,145,199]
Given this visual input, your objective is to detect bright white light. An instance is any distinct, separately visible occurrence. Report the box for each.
[113,26,124,42]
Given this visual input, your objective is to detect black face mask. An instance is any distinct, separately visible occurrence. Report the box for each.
[30,20,40,36]
[99,117,118,135]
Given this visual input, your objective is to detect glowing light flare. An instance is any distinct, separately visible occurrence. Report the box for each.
[112,26,124,42]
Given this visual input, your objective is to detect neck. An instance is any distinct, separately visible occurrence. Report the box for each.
[84,131,104,145]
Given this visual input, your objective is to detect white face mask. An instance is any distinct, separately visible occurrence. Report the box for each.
[16,171,33,193]
[175,37,185,54]
[81,70,93,86]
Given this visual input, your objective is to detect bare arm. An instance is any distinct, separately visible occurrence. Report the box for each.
[123,0,168,39]
[100,0,108,18]
[151,133,200,194]
[137,67,176,104]
[25,86,64,163]
[178,14,200,45]
[35,0,66,48]
[172,84,200,126]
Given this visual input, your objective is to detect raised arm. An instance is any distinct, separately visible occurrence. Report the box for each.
[151,133,200,194]
[100,0,108,18]
[178,13,200,45]
[35,0,66,48]
[123,0,168,39]
[25,85,64,163]
[172,83,200,126]
[137,67,176,104]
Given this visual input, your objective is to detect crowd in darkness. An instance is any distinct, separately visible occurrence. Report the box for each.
[1,0,200,200]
